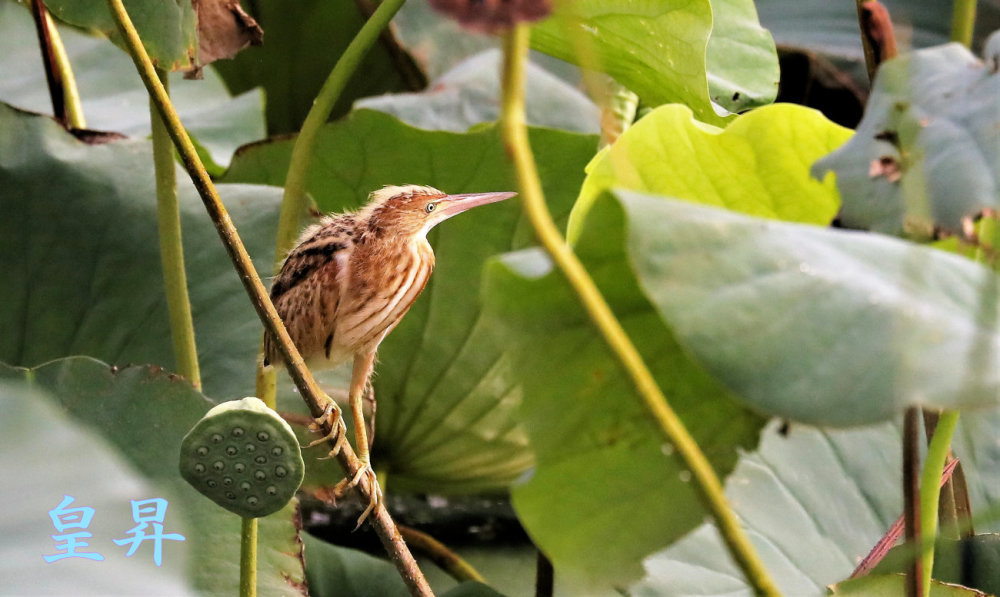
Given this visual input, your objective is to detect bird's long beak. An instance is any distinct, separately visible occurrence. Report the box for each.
[437,191,517,218]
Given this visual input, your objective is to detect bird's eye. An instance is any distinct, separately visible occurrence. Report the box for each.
[425,202,437,213]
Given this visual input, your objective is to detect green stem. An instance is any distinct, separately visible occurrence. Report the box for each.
[106,2,431,593]
[950,0,977,47]
[918,411,959,596]
[257,0,407,411]
[151,68,201,389]
[277,0,406,262]
[47,12,85,128]
[30,0,85,128]
[240,517,258,597]
[498,25,780,597]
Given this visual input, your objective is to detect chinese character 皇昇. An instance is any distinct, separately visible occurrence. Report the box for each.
[44,495,105,562]
[113,498,186,567]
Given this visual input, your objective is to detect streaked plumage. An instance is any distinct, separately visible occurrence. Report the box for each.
[263,184,515,523]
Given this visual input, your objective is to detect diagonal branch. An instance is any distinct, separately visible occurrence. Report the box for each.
[104,1,431,594]
[498,24,780,597]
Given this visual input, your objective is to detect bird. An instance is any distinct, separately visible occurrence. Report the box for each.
[264,184,516,522]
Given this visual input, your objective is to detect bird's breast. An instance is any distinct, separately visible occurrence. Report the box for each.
[335,241,435,355]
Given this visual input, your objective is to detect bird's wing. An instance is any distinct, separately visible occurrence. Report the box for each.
[264,231,351,368]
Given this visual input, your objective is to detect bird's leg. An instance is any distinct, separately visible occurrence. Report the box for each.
[304,393,348,457]
[337,351,381,526]
[364,382,377,449]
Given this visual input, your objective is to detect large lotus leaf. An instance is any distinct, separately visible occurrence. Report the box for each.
[211,0,420,135]
[603,190,1000,424]
[45,0,197,72]
[569,103,852,242]
[0,100,594,493]
[814,40,1000,236]
[756,0,1000,61]
[356,49,599,134]
[0,102,279,400]
[634,413,1000,596]
[0,358,305,596]
[481,195,765,590]
[529,0,778,123]
[0,378,194,596]
[0,1,264,166]
[222,109,600,493]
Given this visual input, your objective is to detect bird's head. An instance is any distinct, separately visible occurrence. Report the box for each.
[361,185,517,239]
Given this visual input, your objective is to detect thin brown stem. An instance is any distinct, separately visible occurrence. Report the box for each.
[30,0,65,126]
[851,459,959,578]
[903,407,923,597]
[105,1,431,594]
[535,549,554,597]
[856,1,898,84]
[398,526,486,584]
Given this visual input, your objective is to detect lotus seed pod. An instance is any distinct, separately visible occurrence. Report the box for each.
[179,397,304,518]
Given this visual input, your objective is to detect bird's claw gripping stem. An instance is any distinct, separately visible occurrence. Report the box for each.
[335,459,381,529]
[305,399,348,458]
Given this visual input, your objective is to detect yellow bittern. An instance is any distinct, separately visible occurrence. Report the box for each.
[264,184,515,521]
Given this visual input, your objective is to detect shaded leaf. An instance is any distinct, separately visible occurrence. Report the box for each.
[211,0,422,135]
[570,103,852,242]
[482,196,765,591]
[0,1,265,166]
[0,101,279,400]
[609,190,1000,425]
[303,532,409,597]
[529,0,778,123]
[814,39,1000,236]
[0,358,306,596]
[46,0,198,72]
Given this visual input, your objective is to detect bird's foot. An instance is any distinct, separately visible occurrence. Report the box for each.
[334,459,382,529]
[304,399,348,459]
